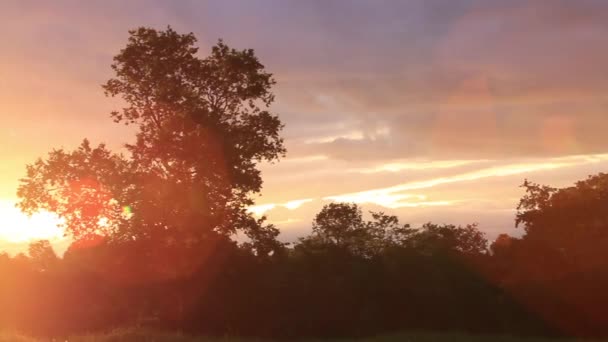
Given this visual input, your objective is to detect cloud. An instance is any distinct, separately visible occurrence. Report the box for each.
[247,204,277,217]
[268,1,608,162]
[284,198,314,210]
[255,153,608,242]
[256,153,608,219]
[248,198,315,217]
[348,159,486,174]
[323,153,608,208]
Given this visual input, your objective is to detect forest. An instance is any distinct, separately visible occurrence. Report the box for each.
[1,27,608,339]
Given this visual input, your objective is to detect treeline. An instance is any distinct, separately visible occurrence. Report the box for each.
[2,173,608,338]
[0,203,536,338]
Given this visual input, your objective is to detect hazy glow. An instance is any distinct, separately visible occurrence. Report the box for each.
[0,201,64,243]
[122,205,133,219]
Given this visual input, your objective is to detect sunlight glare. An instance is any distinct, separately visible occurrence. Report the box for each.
[0,200,65,243]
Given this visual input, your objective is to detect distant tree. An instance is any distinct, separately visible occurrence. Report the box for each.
[311,203,366,247]
[296,202,487,258]
[17,27,285,255]
[0,252,9,268]
[489,233,516,257]
[378,211,416,247]
[11,252,31,269]
[27,240,58,272]
[296,202,413,257]
[410,223,488,255]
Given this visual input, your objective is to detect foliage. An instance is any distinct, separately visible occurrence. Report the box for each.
[17,141,130,241]
[409,223,488,255]
[297,202,487,257]
[17,27,285,254]
[27,239,58,272]
[484,173,608,336]
[516,173,608,266]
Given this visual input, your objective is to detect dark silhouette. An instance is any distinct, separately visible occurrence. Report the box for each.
[18,27,285,258]
[487,173,608,336]
[1,27,608,339]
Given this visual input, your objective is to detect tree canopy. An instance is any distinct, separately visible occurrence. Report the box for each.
[296,202,487,258]
[515,173,608,269]
[17,27,285,254]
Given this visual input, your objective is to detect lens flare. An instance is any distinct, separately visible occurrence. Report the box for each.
[122,205,133,218]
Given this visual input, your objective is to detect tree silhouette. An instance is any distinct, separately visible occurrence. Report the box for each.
[17,140,130,240]
[410,223,488,255]
[484,173,608,336]
[17,27,285,255]
[27,240,58,272]
[296,203,414,258]
[310,203,366,249]
[516,173,608,269]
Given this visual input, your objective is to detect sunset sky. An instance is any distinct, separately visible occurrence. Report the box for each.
[1,0,608,253]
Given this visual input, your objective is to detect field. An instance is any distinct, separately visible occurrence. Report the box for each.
[0,329,602,342]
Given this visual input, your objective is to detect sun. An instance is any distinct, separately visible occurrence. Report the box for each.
[0,200,65,243]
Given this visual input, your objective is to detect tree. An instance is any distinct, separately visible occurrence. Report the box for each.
[410,223,488,255]
[18,140,130,241]
[27,240,58,272]
[516,173,608,268]
[311,203,365,247]
[490,174,608,336]
[17,27,285,254]
[489,233,516,257]
[297,202,413,257]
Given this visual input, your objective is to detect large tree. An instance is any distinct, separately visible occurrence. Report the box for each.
[516,173,608,269]
[18,27,285,254]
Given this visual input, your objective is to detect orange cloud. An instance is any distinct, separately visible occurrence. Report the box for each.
[323,154,608,208]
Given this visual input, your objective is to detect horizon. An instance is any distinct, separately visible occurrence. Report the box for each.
[2,0,608,253]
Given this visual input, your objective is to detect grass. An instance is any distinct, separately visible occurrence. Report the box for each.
[0,329,603,342]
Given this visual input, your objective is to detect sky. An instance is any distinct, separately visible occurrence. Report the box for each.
[1,0,608,253]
